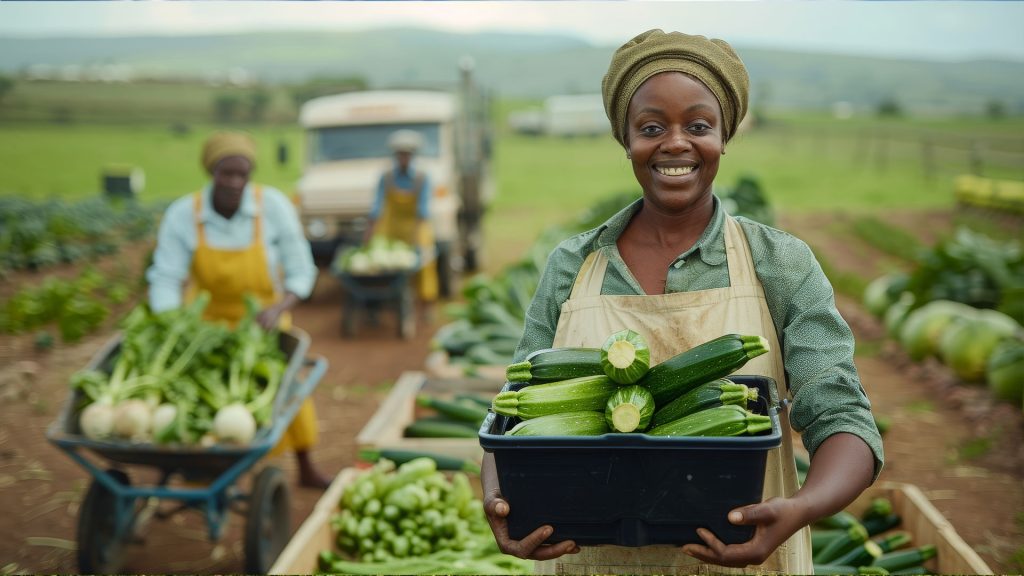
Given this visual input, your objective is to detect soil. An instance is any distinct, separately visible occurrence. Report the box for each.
[0,209,1022,574]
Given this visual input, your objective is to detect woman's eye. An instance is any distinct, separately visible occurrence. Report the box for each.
[689,123,712,134]
[640,125,662,136]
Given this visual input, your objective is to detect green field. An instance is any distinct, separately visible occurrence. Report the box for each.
[1,88,1021,273]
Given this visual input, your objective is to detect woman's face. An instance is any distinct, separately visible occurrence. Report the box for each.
[211,155,253,213]
[625,72,725,214]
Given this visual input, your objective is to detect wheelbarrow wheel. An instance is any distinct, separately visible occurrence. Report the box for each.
[245,466,291,574]
[78,469,131,574]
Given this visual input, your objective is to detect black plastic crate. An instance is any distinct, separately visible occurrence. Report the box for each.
[478,375,781,547]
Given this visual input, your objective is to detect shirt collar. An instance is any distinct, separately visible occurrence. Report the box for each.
[200,182,258,222]
[594,194,727,266]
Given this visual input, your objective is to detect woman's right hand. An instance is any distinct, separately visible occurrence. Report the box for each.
[483,491,580,560]
[480,450,580,560]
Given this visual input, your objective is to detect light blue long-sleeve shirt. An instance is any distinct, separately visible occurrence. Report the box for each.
[147,182,318,312]
[369,162,432,220]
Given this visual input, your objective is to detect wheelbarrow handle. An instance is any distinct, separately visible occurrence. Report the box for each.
[276,355,328,426]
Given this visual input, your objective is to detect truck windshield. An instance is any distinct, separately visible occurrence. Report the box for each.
[310,123,441,164]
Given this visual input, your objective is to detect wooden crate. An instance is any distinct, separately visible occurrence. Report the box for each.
[851,481,992,574]
[424,350,508,385]
[271,465,484,575]
[356,371,500,463]
[269,467,359,575]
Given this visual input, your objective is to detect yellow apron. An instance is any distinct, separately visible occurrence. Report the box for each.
[374,172,439,302]
[535,215,812,575]
[190,187,319,454]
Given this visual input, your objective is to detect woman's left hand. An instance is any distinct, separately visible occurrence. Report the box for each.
[256,304,284,331]
[681,496,807,568]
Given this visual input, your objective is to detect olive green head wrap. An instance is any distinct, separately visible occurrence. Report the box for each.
[601,29,750,147]
[201,131,258,174]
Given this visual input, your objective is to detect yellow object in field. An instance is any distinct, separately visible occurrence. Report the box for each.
[954,174,1024,214]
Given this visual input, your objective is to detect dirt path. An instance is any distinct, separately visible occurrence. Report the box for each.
[0,209,1021,573]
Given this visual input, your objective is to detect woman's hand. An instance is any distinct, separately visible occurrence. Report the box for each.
[681,496,807,568]
[257,304,285,331]
[483,491,580,561]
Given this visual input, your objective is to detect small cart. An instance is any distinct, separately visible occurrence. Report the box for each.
[331,259,423,340]
[46,328,327,574]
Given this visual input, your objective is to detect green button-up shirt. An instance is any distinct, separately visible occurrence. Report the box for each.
[517,196,884,477]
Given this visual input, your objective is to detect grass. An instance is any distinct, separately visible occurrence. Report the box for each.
[849,216,926,262]
[0,123,304,200]
[0,96,1020,273]
[957,434,994,460]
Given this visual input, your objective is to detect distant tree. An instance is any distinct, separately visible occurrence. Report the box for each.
[249,89,272,123]
[876,96,903,118]
[0,75,14,102]
[213,94,242,123]
[984,99,1007,120]
[289,76,368,109]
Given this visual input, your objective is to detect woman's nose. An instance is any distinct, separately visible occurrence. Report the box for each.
[660,129,691,153]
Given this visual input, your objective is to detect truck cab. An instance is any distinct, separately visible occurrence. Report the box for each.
[297,80,493,296]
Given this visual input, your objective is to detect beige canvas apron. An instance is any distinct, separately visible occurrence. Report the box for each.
[535,216,812,575]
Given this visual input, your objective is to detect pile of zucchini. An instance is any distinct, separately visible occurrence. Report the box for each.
[494,330,772,437]
[813,499,938,575]
[320,457,533,574]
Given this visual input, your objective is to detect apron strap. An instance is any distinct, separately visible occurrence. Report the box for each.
[568,250,609,300]
[194,186,264,246]
[724,215,759,287]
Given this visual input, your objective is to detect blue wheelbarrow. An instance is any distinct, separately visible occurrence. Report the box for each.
[331,257,425,340]
[46,328,327,574]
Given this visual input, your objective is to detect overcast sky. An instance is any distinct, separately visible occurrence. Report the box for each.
[1,1,1023,62]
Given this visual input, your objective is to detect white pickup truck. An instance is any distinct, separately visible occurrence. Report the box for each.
[296,67,493,296]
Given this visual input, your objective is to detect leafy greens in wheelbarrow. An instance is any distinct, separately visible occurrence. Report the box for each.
[71,292,287,446]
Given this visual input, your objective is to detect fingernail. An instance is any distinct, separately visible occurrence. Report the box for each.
[729,511,742,523]
[543,527,553,538]
[571,546,581,554]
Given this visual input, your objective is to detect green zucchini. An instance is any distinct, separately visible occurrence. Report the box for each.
[605,385,655,432]
[647,404,772,437]
[814,523,870,564]
[833,539,884,567]
[872,545,937,572]
[650,378,757,427]
[812,529,847,555]
[862,514,902,536]
[817,510,863,530]
[506,410,608,436]
[415,394,488,425]
[813,564,890,575]
[862,497,894,522]
[505,347,604,383]
[600,329,651,384]
[491,375,616,419]
[357,448,480,474]
[638,333,770,405]
[402,420,479,439]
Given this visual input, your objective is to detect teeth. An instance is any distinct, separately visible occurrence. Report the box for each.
[657,166,695,176]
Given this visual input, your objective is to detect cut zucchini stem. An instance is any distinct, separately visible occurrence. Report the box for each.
[610,403,642,432]
[606,340,637,369]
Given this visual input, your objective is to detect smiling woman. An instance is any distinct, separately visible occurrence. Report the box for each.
[479,29,884,575]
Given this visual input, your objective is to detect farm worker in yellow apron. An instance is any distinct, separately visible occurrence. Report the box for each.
[147,131,332,489]
[481,30,884,574]
[364,128,439,302]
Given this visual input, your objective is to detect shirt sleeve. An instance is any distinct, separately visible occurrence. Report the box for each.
[369,173,386,220]
[146,196,194,313]
[513,241,588,362]
[265,188,319,300]
[751,226,885,480]
[417,172,431,220]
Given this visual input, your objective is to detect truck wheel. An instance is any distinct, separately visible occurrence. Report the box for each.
[463,245,479,273]
[436,246,454,299]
